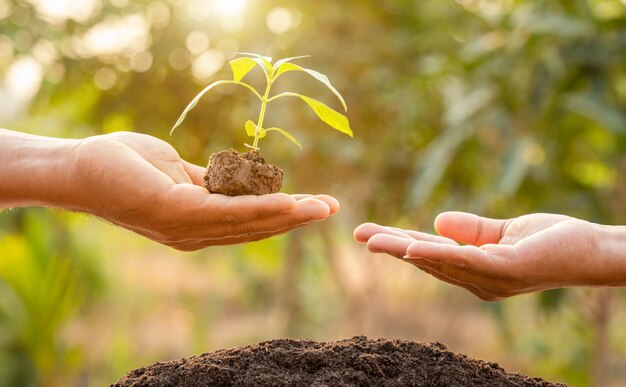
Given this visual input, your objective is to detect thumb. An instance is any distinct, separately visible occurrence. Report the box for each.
[182,160,206,186]
[434,211,507,246]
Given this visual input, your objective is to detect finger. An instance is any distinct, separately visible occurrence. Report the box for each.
[153,160,193,184]
[184,197,331,240]
[353,229,501,300]
[387,226,459,245]
[182,160,206,186]
[434,212,508,246]
[353,223,414,243]
[406,240,497,273]
[405,241,524,293]
[353,223,458,246]
[173,216,325,249]
[315,195,339,215]
[165,185,298,224]
[366,234,414,258]
[208,193,302,224]
[291,194,340,215]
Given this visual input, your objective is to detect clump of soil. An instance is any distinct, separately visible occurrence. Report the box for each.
[203,149,283,196]
[113,336,565,387]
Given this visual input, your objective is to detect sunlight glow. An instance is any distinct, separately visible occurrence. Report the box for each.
[186,31,210,55]
[0,0,10,20]
[81,14,150,57]
[6,56,43,99]
[212,0,247,18]
[28,0,100,24]
[146,1,170,29]
[93,67,117,90]
[192,49,225,81]
[266,7,298,34]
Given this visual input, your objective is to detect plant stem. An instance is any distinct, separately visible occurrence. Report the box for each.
[252,77,273,150]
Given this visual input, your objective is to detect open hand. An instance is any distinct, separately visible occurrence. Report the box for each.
[66,132,338,251]
[354,212,626,300]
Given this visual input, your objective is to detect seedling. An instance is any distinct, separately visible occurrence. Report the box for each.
[171,53,352,196]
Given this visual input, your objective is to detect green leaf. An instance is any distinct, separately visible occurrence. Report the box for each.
[230,57,257,82]
[274,55,310,68]
[171,80,235,134]
[170,80,261,134]
[238,52,273,77]
[271,92,352,137]
[238,52,272,63]
[264,127,302,149]
[274,63,347,111]
[274,62,303,78]
[245,120,256,137]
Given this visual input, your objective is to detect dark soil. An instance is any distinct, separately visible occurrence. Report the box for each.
[113,336,566,387]
[203,149,283,196]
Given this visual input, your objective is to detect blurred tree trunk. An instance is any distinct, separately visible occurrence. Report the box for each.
[277,229,304,337]
[589,289,613,387]
[319,226,365,332]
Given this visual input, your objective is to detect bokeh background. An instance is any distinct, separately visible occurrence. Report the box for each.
[1,0,626,385]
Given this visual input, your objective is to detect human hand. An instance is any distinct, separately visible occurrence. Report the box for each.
[64,132,338,251]
[354,212,626,300]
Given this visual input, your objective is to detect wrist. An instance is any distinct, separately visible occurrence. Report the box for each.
[591,223,626,286]
[0,129,81,209]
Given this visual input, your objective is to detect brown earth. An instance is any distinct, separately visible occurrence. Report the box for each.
[113,336,566,387]
[203,149,283,196]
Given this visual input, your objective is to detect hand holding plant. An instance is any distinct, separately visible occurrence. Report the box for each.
[0,129,340,251]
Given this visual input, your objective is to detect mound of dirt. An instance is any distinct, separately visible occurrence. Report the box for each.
[204,149,283,196]
[113,336,565,386]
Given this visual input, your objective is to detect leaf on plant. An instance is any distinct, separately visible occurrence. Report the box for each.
[264,127,302,149]
[245,120,256,137]
[276,93,352,137]
[274,63,347,112]
[171,80,239,134]
[238,52,273,77]
[274,55,310,68]
[230,57,258,82]
[238,52,272,62]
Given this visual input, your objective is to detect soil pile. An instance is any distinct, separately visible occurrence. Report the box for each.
[204,149,283,196]
[113,336,566,386]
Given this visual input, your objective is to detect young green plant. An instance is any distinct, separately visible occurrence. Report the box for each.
[171,53,352,150]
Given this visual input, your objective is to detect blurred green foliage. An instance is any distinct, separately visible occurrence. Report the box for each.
[0,209,103,386]
[1,0,626,386]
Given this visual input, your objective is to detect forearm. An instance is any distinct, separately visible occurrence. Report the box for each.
[0,128,80,209]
